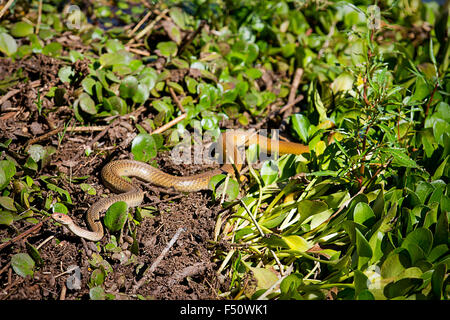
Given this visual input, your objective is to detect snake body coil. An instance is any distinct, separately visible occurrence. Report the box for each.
[52,131,309,241]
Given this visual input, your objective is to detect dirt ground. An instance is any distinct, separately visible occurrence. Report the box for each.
[0,54,232,300]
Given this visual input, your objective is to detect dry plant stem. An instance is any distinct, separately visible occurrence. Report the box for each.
[152,113,187,134]
[169,87,186,113]
[0,0,15,19]
[0,262,10,276]
[254,95,304,129]
[36,0,43,34]
[26,124,108,147]
[167,262,211,286]
[132,227,186,293]
[424,83,438,118]
[128,10,153,37]
[125,47,150,56]
[128,9,169,44]
[0,217,51,251]
[26,127,63,147]
[286,68,304,117]
[59,285,67,300]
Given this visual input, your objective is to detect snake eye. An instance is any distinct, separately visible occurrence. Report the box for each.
[52,212,66,222]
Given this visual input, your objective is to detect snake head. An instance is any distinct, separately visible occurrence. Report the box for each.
[51,212,73,226]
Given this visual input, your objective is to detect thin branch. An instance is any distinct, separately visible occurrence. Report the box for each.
[178,20,206,55]
[128,10,153,37]
[169,86,186,113]
[286,68,304,117]
[0,0,15,20]
[152,113,187,135]
[254,95,304,130]
[35,0,43,34]
[132,227,186,293]
[0,217,51,251]
[128,9,169,45]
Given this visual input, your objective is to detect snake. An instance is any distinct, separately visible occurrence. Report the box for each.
[51,130,310,241]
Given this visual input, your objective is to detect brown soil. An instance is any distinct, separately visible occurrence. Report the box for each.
[0,55,230,300]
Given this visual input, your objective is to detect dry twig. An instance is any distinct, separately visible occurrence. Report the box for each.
[152,113,187,135]
[0,0,15,19]
[132,227,186,293]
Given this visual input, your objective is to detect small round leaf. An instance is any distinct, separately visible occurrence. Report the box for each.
[104,201,128,232]
[11,253,35,277]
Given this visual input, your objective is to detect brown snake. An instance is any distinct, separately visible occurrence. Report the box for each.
[51,130,310,241]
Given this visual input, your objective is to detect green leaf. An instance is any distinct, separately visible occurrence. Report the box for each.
[78,93,97,115]
[401,227,433,261]
[355,228,372,270]
[11,253,35,277]
[58,66,74,83]
[383,148,419,168]
[156,41,178,58]
[432,119,450,146]
[105,96,127,115]
[42,42,62,56]
[434,210,449,246]
[209,174,239,201]
[368,230,384,264]
[25,241,43,266]
[246,68,263,80]
[169,6,189,29]
[132,83,150,104]
[249,267,278,290]
[11,22,34,37]
[330,73,354,94]
[432,155,449,180]
[81,77,96,95]
[260,161,278,186]
[354,269,369,297]
[291,114,310,143]
[431,263,447,299]
[0,160,16,190]
[119,75,139,99]
[46,183,72,204]
[280,273,303,297]
[131,133,157,162]
[103,201,128,232]
[52,202,68,214]
[0,196,16,211]
[356,289,375,300]
[383,278,423,299]
[297,199,329,224]
[0,32,17,56]
[151,98,174,118]
[282,235,311,252]
[80,183,96,195]
[99,50,132,67]
[381,250,410,279]
[0,211,13,225]
[411,76,433,102]
[90,268,106,287]
[353,202,376,227]
[89,286,106,300]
